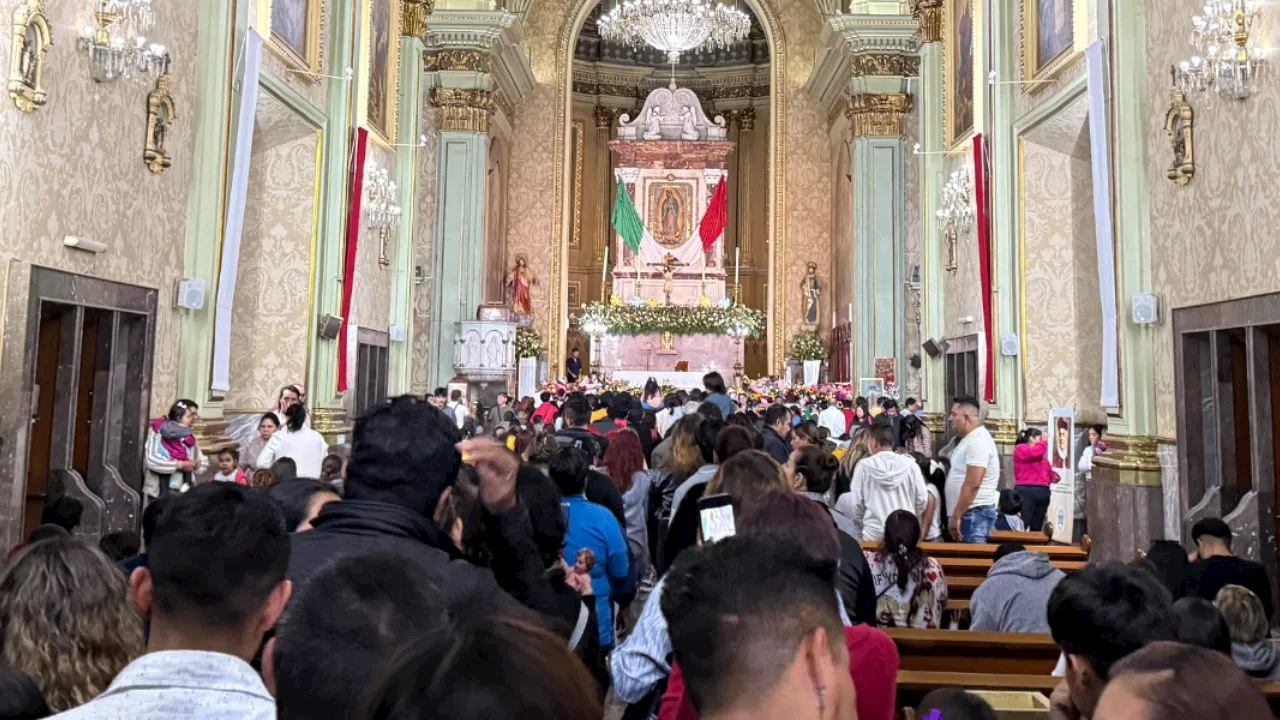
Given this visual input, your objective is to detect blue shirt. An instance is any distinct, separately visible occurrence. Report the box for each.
[704,392,734,419]
[562,495,629,646]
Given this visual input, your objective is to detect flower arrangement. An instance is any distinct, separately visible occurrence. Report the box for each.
[574,302,767,338]
[788,331,828,361]
[515,325,542,359]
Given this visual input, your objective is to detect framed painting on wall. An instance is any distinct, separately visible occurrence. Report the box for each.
[268,0,322,74]
[1023,0,1077,82]
[365,0,400,144]
[944,0,975,148]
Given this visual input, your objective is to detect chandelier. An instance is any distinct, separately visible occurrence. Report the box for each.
[364,165,402,268]
[936,169,973,275]
[597,0,752,66]
[79,0,169,83]
[1174,0,1265,100]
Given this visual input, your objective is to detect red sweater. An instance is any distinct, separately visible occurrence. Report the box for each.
[1013,441,1056,487]
[658,625,899,720]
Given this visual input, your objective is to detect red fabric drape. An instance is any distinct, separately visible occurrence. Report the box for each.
[973,134,995,404]
[337,127,369,394]
[699,178,728,251]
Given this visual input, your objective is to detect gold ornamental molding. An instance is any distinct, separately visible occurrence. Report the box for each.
[424,48,491,73]
[847,93,914,137]
[310,407,353,440]
[1092,435,1163,488]
[738,106,756,131]
[429,87,494,133]
[1164,86,1194,186]
[8,0,51,113]
[401,0,434,40]
[492,88,513,122]
[910,0,943,44]
[922,412,946,434]
[984,417,1020,450]
[144,74,176,174]
[850,53,921,79]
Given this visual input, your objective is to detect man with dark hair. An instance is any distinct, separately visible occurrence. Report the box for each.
[41,495,83,533]
[839,421,927,542]
[286,396,553,618]
[486,392,510,431]
[267,553,448,720]
[702,371,734,419]
[549,447,629,652]
[566,347,583,383]
[554,394,626,530]
[430,387,448,409]
[532,391,559,425]
[945,395,1000,543]
[661,536,855,718]
[761,403,792,465]
[593,392,630,436]
[1046,562,1175,719]
[1187,517,1273,613]
[969,543,1064,633]
[817,399,846,440]
[59,484,291,718]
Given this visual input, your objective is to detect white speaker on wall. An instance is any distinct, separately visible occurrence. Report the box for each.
[1000,332,1020,357]
[175,278,207,310]
[389,324,406,343]
[1132,293,1160,325]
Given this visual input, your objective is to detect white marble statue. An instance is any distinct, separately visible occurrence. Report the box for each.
[680,106,699,140]
[643,106,663,140]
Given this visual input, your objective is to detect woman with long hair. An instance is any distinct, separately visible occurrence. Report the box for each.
[835,427,873,499]
[661,415,704,486]
[602,429,653,579]
[1012,427,1056,533]
[914,453,949,542]
[1075,424,1107,539]
[899,412,932,457]
[240,412,280,472]
[790,421,821,451]
[272,384,307,426]
[641,378,663,412]
[864,510,947,628]
[256,403,329,478]
[0,537,144,712]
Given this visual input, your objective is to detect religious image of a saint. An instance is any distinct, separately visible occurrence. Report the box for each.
[367,0,392,139]
[801,263,821,325]
[1036,0,1075,73]
[951,0,975,142]
[1053,417,1071,469]
[506,255,537,317]
[661,189,681,240]
[271,0,311,61]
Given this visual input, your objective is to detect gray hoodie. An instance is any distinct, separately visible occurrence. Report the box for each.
[970,551,1064,633]
[1233,641,1280,682]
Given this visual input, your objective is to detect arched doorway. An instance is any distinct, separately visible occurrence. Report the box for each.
[545,0,788,378]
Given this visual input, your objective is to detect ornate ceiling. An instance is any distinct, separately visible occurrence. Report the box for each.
[573,2,770,69]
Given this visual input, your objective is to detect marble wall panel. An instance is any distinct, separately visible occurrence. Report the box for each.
[410,106,439,394]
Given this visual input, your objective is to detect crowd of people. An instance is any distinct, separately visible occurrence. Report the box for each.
[0,370,1275,719]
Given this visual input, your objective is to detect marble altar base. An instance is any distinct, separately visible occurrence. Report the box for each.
[596,333,743,379]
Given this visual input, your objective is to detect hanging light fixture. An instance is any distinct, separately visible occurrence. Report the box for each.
[597,0,751,67]
[78,0,169,83]
[1174,0,1265,100]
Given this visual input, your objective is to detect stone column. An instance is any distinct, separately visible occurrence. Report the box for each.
[425,83,494,389]
[849,93,912,383]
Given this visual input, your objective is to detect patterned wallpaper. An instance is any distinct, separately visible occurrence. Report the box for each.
[941,149,983,341]
[410,106,438,395]
[350,143,394,332]
[1146,0,1280,438]
[1019,139,1102,422]
[903,111,921,397]
[226,131,319,411]
[508,0,829,371]
[832,140,853,324]
[1012,0,1096,118]
[0,0,200,415]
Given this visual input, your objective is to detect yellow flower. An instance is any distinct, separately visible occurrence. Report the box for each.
[609,295,623,306]
[698,295,712,308]
[645,298,659,308]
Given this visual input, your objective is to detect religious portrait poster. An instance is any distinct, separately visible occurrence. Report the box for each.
[365,0,399,144]
[646,182,694,247]
[1024,0,1076,80]
[945,0,975,147]
[858,378,885,401]
[268,0,321,72]
[1046,407,1076,543]
[873,357,897,385]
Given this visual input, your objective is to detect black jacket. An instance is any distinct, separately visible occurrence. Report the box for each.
[287,499,556,618]
[834,524,878,626]
[762,427,791,465]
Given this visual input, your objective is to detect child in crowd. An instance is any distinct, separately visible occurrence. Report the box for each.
[995,489,1027,532]
[212,448,249,486]
[567,548,595,595]
[320,454,343,483]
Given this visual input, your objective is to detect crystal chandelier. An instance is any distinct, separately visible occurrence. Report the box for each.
[936,170,973,275]
[364,166,402,268]
[79,0,169,83]
[597,0,751,66]
[1174,0,1265,100]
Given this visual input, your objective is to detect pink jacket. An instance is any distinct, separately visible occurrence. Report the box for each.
[1013,441,1056,487]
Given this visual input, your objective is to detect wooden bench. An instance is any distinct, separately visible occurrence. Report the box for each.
[885,628,1060,675]
[989,529,1053,544]
[863,541,1088,562]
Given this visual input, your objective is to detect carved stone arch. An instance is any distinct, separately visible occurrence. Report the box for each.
[549,0,790,374]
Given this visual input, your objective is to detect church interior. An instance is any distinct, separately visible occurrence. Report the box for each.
[0,0,1275,588]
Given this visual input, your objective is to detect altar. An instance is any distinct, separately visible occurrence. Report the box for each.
[611,370,712,390]
[591,82,747,381]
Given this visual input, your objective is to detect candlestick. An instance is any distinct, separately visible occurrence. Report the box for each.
[601,245,609,302]
[848,303,853,324]
[734,246,740,291]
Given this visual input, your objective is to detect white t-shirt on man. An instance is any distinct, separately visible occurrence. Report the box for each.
[945,425,1000,514]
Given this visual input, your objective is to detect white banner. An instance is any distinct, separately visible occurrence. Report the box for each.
[1046,408,1077,543]
[211,30,264,392]
[1086,40,1119,407]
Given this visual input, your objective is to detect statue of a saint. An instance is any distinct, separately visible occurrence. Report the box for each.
[506,255,537,317]
[679,106,699,140]
[801,262,821,326]
[648,253,687,306]
[643,106,663,140]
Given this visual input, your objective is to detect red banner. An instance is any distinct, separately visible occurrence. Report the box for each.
[699,178,728,251]
[336,127,369,394]
[973,134,995,404]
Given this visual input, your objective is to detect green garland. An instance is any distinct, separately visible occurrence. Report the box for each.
[789,331,828,361]
[575,303,766,338]
[515,325,542,358]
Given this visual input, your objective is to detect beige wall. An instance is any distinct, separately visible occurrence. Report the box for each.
[903,110,921,396]
[1145,0,1280,438]
[941,150,983,341]
[0,0,200,415]
[350,143,395,332]
[410,106,439,395]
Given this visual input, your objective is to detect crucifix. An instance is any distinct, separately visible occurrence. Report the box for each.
[647,253,687,306]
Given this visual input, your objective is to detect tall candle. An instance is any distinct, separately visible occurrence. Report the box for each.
[734,246,741,288]
[848,303,853,323]
[601,245,609,301]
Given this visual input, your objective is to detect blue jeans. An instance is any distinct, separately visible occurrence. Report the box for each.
[962,505,997,544]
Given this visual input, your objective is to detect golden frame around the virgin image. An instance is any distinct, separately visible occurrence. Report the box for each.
[363,0,400,146]
[264,0,324,78]
[1021,0,1079,85]
[943,0,975,149]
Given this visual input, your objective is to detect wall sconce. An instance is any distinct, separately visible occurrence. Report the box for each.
[363,164,402,268]
[1174,0,1265,100]
[935,169,973,274]
[78,0,170,83]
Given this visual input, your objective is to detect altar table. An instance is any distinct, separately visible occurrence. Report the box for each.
[611,370,710,390]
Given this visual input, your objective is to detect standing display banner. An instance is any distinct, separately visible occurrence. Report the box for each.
[1046,407,1076,543]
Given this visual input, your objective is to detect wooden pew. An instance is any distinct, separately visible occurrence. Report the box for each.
[863,541,1088,562]
[989,529,1053,544]
[885,628,1060,675]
